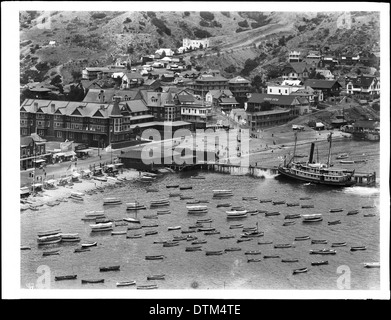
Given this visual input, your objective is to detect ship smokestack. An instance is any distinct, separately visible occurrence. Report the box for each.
[308,143,315,163]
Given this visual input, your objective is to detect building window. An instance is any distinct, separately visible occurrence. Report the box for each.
[21,128,27,135]
[93,134,99,141]
[82,133,88,140]
[56,131,62,138]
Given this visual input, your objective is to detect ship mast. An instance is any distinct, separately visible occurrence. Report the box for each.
[288,131,298,165]
[326,132,333,168]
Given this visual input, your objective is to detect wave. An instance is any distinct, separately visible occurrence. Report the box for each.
[341,186,380,196]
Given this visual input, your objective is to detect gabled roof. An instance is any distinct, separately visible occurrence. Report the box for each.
[228,76,251,84]
[304,79,342,89]
[347,75,378,87]
[20,136,34,147]
[123,72,145,80]
[177,94,195,103]
[247,93,299,106]
[219,97,239,104]
[206,89,233,99]
[125,100,149,113]
[195,74,228,82]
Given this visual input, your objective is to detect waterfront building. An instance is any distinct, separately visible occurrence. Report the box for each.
[20,134,48,170]
[288,50,302,63]
[228,76,252,104]
[20,97,154,148]
[182,38,209,50]
[189,74,229,98]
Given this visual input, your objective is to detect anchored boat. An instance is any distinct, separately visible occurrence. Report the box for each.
[278,132,356,187]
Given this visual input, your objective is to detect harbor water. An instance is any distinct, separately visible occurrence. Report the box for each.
[20,140,381,290]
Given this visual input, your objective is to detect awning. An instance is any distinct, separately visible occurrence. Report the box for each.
[64,151,76,157]
[82,169,91,174]
[76,149,93,153]
[53,152,65,157]
[72,172,81,178]
[32,159,46,163]
[32,183,43,188]
[46,179,56,184]
[20,188,30,195]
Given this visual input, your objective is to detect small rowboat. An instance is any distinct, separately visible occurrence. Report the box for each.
[328,220,341,225]
[172,236,187,242]
[362,205,375,209]
[311,239,328,244]
[142,224,159,228]
[103,198,122,205]
[226,211,248,219]
[157,210,171,215]
[205,250,225,256]
[229,224,243,229]
[42,250,60,256]
[85,210,105,217]
[248,210,259,215]
[286,203,300,207]
[283,221,296,226]
[340,160,354,164]
[331,242,347,247]
[265,211,280,217]
[274,244,293,249]
[247,258,262,262]
[186,246,202,252]
[115,222,128,227]
[116,281,136,286]
[213,190,233,198]
[285,214,301,219]
[350,246,367,251]
[99,265,120,272]
[364,213,376,217]
[150,199,170,207]
[311,261,329,266]
[224,247,241,252]
[37,229,62,237]
[242,196,258,201]
[329,208,343,213]
[188,224,203,229]
[21,246,31,250]
[264,255,280,259]
[147,274,165,280]
[237,238,252,243]
[61,234,81,242]
[163,241,179,247]
[145,231,158,236]
[166,184,179,188]
[196,218,212,223]
[111,231,127,236]
[272,200,285,205]
[187,200,200,204]
[123,217,141,224]
[295,236,310,241]
[244,250,262,255]
[90,222,113,230]
[259,199,272,203]
[336,153,349,159]
[126,203,147,210]
[281,258,299,263]
[145,255,165,260]
[241,231,264,238]
[299,197,311,200]
[81,241,97,248]
[192,239,207,245]
[197,227,215,232]
[180,195,194,200]
[181,229,196,234]
[187,206,208,214]
[310,249,337,255]
[364,262,380,268]
[216,203,231,208]
[146,188,159,193]
[169,192,181,197]
[190,175,206,179]
[127,234,142,239]
[186,235,198,242]
[302,214,323,222]
[137,284,158,290]
[257,241,273,245]
[301,204,314,208]
[168,226,181,231]
[55,275,77,281]
[219,235,235,239]
[81,279,104,284]
[143,215,158,220]
[74,248,90,253]
[179,186,193,190]
[347,210,359,215]
[293,267,308,274]
[204,231,220,236]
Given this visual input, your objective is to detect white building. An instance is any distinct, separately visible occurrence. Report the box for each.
[182,38,210,50]
[266,80,305,95]
[155,48,174,57]
[288,51,301,62]
[315,69,334,80]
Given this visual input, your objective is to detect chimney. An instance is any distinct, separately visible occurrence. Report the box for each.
[34,102,39,112]
[51,103,55,114]
[308,143,315,163]
[99,90,105,103]
[113,95,121,106]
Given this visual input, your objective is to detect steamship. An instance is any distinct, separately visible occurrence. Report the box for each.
[278,132,356,187]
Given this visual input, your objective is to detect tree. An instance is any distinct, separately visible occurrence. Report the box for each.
[251,75,264,90]
[199,43,203,50]
[50,74,62,86]
[160,50,166,58]
[71,70,82,81]
[315,72,326,80]
[278,36,286,47]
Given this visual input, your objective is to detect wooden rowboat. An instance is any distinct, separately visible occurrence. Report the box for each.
[55,275,77,281]
[81,279,104,284]
[293,267,308,274]
[99,265,120,272]
[116,280,136,286]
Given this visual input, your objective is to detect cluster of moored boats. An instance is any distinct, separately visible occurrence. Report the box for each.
[24,177,379,288]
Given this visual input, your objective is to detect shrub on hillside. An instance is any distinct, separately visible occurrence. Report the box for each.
[199,20,210,27]
[123,17,132,24]
[240,58,259,76]
[151,17,171,35]
[184,11,190,17]
[147,12,156,19]
[221,11,230,18]
[224,65,236,73]
[238,20,249,28]
[200,11,215,21]
[211,20,222,28]
[91,12,107,19]
[193,28,212,38]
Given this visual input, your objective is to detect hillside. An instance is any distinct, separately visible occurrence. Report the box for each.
[19,11,380,85]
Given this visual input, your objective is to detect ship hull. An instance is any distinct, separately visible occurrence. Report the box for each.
[278,167,356,187]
